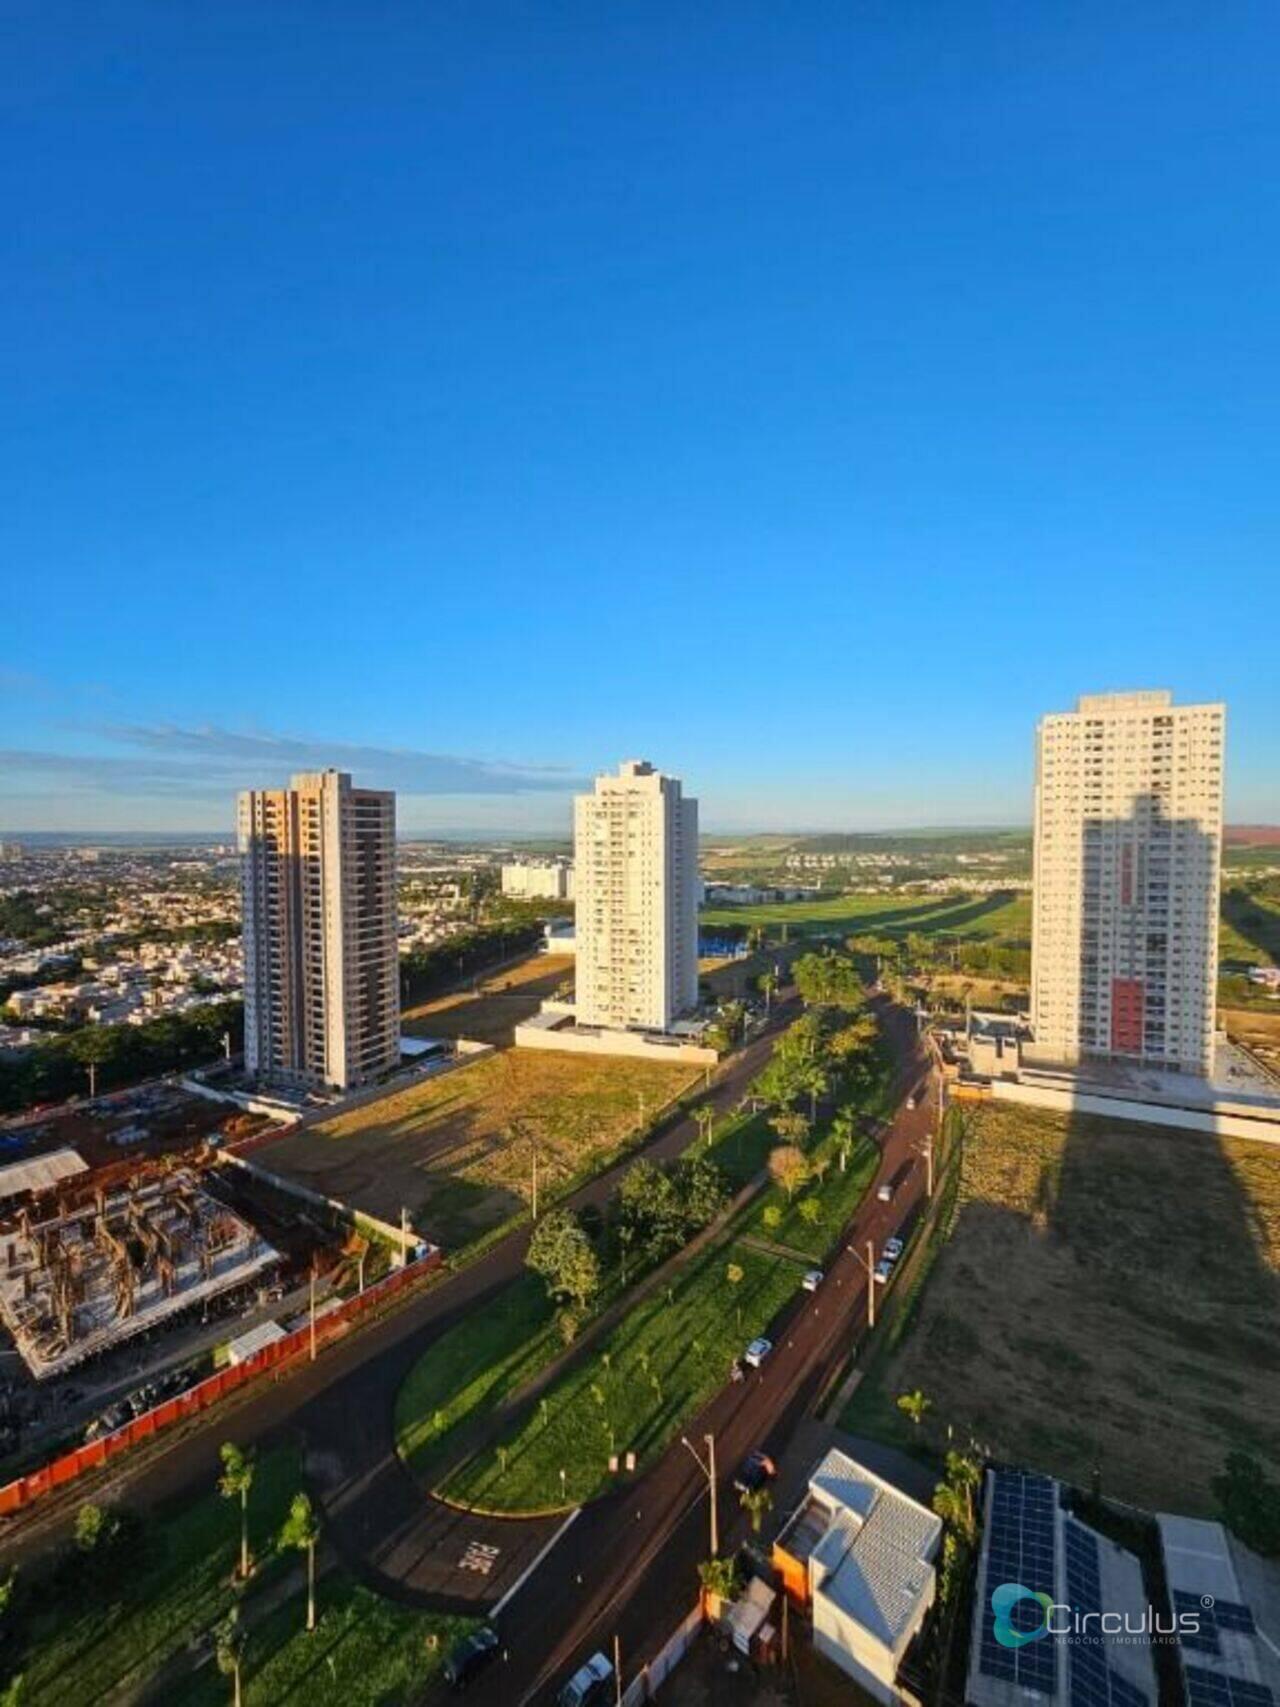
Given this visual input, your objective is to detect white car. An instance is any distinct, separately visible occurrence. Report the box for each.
[558,1651,614,1707]
[877,1182,893,1203]
[873,1257,894,1285]
[801,1269,824,1293]
[906,1094,917,1110]
[883,1236,904,1261]
[744,1337,773,1368]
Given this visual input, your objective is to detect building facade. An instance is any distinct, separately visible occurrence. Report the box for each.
[1031,691,1224,1077]
[500,860,574,901]
[572,759,698,1033]
[238,770,399,1091]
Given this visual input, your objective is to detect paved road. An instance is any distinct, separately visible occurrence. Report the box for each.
[455,996,935,1707]
[0,991,801,1602]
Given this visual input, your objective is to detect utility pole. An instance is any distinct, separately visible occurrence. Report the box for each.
[223,1030,232,1062]
[681,1432,719,1557]
[400,1205,410,1267]
[357,1247,366,1295]
[531,1146,539,1222]
[847,1241,877,1330]
[309,1258,318,1362]
[613,1635,623,1707]
[87,1062,97,1100]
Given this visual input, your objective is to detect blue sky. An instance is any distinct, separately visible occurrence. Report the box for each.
[3,2,1277,834]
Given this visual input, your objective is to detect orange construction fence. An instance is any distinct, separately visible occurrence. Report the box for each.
[0,1247,443,1519]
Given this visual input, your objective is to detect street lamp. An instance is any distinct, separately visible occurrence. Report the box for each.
[680,1432,718,1556]
[846,1240,878,1330]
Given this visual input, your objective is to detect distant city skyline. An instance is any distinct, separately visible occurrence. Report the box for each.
[4,7,1279,831]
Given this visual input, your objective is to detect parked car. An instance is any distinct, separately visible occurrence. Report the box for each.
[906,1094,917,1110]
[443,1625,500,1690]
[877,1182,894,1203]
[733,1450,777,1494]
[874,1257,894,1285]
[743,1337,773,1369]
[557,1651,614,1707]
[801,1268,824,1292]
[883,1236,904,1261]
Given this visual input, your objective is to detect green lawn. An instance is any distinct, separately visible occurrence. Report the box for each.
[442,1236,804,1512]
[182,1574,476,1707]
[753,1133,880,1259]
[394,1103,781,1481]
[395,1272,556,1480]
[9,1444,302,1706]
[701,889,1031,941]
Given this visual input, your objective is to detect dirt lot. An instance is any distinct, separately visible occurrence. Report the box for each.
[848,1099,1280,1514]
[1222,1006,1280,1078]
[253,1049,699,1248]
[402,952,573,1047]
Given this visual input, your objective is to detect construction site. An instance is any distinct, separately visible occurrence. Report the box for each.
[0,1165,280,1382]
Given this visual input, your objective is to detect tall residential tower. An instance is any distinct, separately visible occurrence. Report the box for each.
[573,759,699,1033]
[1030,691,1225,1077]
[238,769,399,1091]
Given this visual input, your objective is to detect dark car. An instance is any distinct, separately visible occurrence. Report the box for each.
[733,1449,777,1494]
[443,1626,500,1690]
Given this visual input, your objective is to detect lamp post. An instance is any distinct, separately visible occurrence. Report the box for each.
[680,1432,718,1556]
[847,1240,877,1330]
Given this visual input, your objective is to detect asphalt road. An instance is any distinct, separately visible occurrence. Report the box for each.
[455,996,935,1707]
[0,990,802,1592]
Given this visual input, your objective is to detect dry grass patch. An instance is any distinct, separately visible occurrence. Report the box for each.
[256,1049,698,1247]
[402,951,573,1046]
[850,1100,1280,1513]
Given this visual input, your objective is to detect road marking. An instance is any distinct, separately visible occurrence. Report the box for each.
[491,1507,581,1618]
[459,1540,501,1574]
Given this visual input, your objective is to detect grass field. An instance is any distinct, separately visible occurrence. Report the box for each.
[700,889,1031,941]
[257,1048,699,1248]
[841,1100,1280,1514]
[11,1444,302,1705]
[182,1574,474,1707]
[402,950,573,1046]
[394,1106,782,1484]
[442,1234,805,1512]
[439,1103,884,1513]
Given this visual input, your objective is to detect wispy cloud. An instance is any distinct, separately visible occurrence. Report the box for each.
[0,725,589,802]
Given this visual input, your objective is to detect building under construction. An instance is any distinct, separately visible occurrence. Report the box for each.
[0,1167,279,1381]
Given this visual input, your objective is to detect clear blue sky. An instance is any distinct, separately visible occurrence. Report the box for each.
[3,2,1277,833]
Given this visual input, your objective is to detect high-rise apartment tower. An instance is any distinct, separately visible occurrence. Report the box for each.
[1031,691,1224,1077]
[238,769,399,1091]
[573,759,699,1033]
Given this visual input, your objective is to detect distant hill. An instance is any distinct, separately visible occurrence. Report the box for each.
[1225,825,1280,846]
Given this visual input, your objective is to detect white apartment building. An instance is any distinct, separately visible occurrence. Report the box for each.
[500,860,575,901]
[238,770,400,1091]
[573,759,698,1033]
[1031,691,1225,1077]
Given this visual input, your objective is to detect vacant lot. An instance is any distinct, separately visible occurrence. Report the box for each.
[700,889,1031,942]
[256,1049,699,1247]
[1222,1007,1280,1079]
[402,950,573,1046]
[844,1100,1280,1513]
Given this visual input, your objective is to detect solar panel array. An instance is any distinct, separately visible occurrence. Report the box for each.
[977,1472,1059,1694]
[1063,1521,1149,1707]
[1185,1666,1275,1707]
[1174,1590,1259,1658]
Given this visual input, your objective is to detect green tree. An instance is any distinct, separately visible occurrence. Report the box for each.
[218,1442,256,1581]
[768,1144,810,1202]
[1213,1452,1280,1556]
[694,1104,716,1148]
[279,1491,322,1633]
[896,1389,932,1431]
[759,967,779,1013]
[672,1154,727,1232]
[214,1606,247,1707]
[526,1207,600,1313]
[697,1556,742,1602]
[740,1485,774,1534]
[793,949,867,1012]
[797,1195,822,1228]
[617,1158,683,1262]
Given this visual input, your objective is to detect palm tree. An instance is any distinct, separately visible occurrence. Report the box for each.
[740,1485,774,1534]
[760,967,778,1014]
[944,1450,982,1533]
[215,1606,247,1707]
[218,1442,256,1581]
[830,1107,857,1173]
[279,1491,322,1632]
[695,1105,716,1148]
[896,1389,932,1431]
[932,1481,971,1539]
